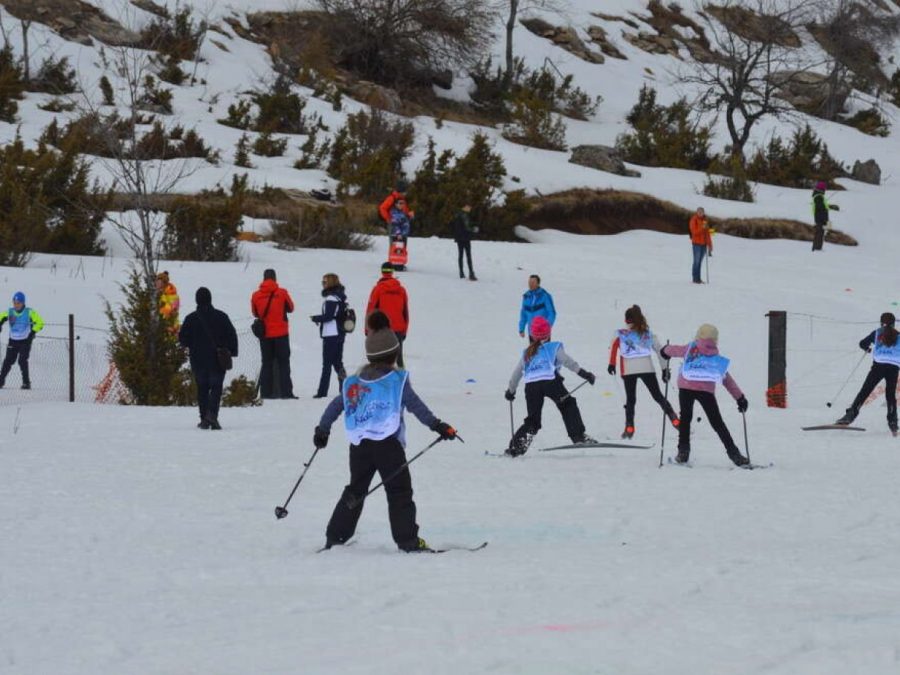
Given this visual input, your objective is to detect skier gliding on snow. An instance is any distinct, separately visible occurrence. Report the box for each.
[0,292,44,390]
[505,316,596,456]
[608,304,679,439]
[835,312,899,434]
[661,324,750,466]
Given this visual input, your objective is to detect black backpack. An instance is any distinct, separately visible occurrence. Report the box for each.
[338,301,356,334]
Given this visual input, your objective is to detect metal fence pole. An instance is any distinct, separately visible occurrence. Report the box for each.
[68,314,75,403]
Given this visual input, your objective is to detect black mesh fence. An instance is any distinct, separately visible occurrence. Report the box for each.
[0,319,262,407]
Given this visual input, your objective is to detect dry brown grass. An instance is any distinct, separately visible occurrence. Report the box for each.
[521,189,858,246]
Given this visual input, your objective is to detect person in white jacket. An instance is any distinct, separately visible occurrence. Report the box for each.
[607,305,678,439]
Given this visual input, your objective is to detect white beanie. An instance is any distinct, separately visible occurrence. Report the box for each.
[696,323,719,342]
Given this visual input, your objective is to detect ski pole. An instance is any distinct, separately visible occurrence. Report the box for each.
[274,447,321,520]
[560,379,590,403]
[509,400,515,438]
[742,411,751,464]
[705,250,710,284]
[659,341,671,468]
[345,436,452,510]
[826,351,867,408]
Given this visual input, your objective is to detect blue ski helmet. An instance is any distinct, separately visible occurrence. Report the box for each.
[12,291,25,305]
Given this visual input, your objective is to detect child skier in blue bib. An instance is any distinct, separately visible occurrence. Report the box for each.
[313,311,457,552]
[504,316,596,456]
[835,312,900,433]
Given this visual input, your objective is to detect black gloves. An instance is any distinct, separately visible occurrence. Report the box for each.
[737,396,748,413]
[313,426,329,449]
[661,368,671,383]
[578,369,596,385]
[504,389,515,402]
[28,330,36,342]
[431,420,457,440]
[607,364,616,376]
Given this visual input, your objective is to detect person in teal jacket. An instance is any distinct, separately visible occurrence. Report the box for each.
[0,292,45,389]
[518,274,556,337]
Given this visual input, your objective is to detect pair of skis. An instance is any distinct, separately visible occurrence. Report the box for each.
[485,440,654,457]
[317,541,488,554]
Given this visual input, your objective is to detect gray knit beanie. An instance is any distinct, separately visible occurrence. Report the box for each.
[365,311,400,361]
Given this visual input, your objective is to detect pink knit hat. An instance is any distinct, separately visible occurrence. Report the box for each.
[530,316,552,340]
[815,180,826,191]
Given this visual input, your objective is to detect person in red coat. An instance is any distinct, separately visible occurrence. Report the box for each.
[365,262,409,367]
[378,179,413,227]
[251,268,297,399]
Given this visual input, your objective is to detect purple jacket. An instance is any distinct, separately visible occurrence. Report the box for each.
[662,339,743,399]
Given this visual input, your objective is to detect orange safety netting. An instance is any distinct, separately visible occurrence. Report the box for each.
[766,381,787,408]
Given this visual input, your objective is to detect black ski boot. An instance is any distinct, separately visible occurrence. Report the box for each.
[675,445,690,464]
[621,425,635,440]
[573,433,598,445]
[889,405,898,436]
[727,447,750,467]
[506,431,534,457]
[835,406,859,426]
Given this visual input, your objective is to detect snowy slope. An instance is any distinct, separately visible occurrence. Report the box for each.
[4,228,900,673]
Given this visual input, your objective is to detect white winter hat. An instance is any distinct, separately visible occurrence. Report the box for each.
[696,323,719,342]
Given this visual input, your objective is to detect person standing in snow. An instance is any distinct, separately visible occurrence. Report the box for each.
[365,262,409,368]
[0,292,44,390]
[178,287,238,430]
[811,180,839,252]
[311,273,348,399]
[379,180,413,231]
[689,207,712,284]
[518,275,556,337]
[661,324,749,466]
[451,204,478,281]
[835,312,899,434]
[504,316,597,456]
[313,310,458,553]
[608,305,679,439]
[251,268,297,399]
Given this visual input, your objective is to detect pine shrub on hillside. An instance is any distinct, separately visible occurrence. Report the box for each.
[28,55,77,95]
[743,125,845,188]
[105,268,187,406]
[327,109,414,198]
[269,205,369,251]
[141,5,205,61]
[616,85,711,171]
[0,44,24,122]
[161,187,244,262]
[0,135,109,266]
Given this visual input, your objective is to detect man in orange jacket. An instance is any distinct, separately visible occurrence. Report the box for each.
[251,268,297,398]
[689,207,712,284]
[366,262,410,367]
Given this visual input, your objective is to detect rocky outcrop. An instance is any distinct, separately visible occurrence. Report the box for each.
[621,1,715,63]
[569,145,641,178]
[851,159,881,185]
[520,18,605,64]
[0,0,141,46]
[771,71,850,113]
[705,4,802,48]
[345,80,403,113]
[586,25,626,60]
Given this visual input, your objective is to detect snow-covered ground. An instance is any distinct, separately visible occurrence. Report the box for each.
[3,0,900,671]
[4,229,900,673]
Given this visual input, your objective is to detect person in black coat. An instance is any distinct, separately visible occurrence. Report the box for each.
[451,204,478,281]
[311,273,348,398]
[178,287,238,430]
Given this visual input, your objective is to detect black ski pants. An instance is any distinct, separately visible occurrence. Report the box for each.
[850,362,898,422]
[326,436,419,549]
[678,389,740,456]
[512,375,586,445]
[623,373,674,425]
[316,335,345,397]
[259,335,294,398]
[456,241,474,277]
[194,368,225,422]
[0,338,32,385]
[812,224,826,251]
[395,332,406,369]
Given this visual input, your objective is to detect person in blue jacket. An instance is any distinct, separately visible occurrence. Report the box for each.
[836,312,899,433]
[0,292,45,389]
[518,274,556,337]
[313,310,458,552]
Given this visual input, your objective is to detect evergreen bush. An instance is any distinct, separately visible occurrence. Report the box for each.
[161,188,243,261]
[0,44,24,122]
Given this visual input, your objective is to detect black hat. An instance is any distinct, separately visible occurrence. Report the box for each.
[196,287,212,305]
[263,268,276,281]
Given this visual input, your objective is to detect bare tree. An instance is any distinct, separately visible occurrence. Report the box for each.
[316,0,494,87]
[500,0,566,85]
[681,0,820,160]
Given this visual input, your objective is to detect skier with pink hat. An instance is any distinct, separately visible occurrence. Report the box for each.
[504,316,597,456]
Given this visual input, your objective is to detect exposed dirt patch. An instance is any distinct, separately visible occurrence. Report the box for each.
[520,188,857,246]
